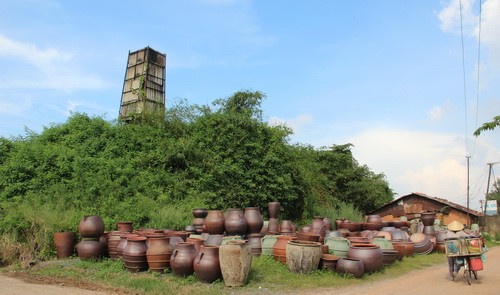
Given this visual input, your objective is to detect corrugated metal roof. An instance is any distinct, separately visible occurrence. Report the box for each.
[369,192,484,217]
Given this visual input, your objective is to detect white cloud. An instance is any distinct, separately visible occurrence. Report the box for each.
[428,105,445,121]
[0,33,106,91]
[438,0,477,34]
[269,113,314,135]
[481,0,500,69]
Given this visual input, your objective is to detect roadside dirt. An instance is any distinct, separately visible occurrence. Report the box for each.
[1,246,499,295]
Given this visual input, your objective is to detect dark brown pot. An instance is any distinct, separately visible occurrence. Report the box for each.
[280,220,294,234]
[146,237,173,272]
[319,253,339,271]
[420,211,436,226]
[410,233,433,255]
[391,240,415,260]
[273,235,296,264]
[267,202,280,219]
[246,233,263,256]
[312,216,327,237]
[168,231,189,242]
[116,222,133,232]
[194,245,222,283]
[296,232,320,242]
[123,236,148,272]
[422,225,436,236]
[382,249,398,266]
[76,238,104,260]
[224,208,247,236]
[205,210,225,235]
[347,244,383,273]
[338,222,363,232]
[78,215,105,238]
[193,208,208,218]
[171,242,198,277]
[53,232,76,259]
[267,218,279,234]
[323,218,333,231]
[435,242,446,253]
[244,207,264,234]
[336,258,364,278]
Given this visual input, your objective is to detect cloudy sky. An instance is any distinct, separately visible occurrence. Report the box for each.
[1,0,499,211]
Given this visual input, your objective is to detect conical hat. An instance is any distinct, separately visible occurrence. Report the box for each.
[447,220,464,231]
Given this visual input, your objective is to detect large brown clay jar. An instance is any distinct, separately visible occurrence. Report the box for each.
[78,215,105,238]
[146,237,173,272]
[117,233,139,258]
[116,222,133,233]
[336,257,364,278]
[312,216,327,237]
[268,202,280,219]
[186,237,205,253]
[391,240,415,260]
[420,211,436,226]
[347,243,383,273]
[273,235,297,264]
[76,238,104,260]
[267,218,279,234]
[194,245,222,283]
[107,231,122,258]
[205,210,225,235]
[53,231,76,259]
[123,236,148,272]
[171,242,197,277]
[224,208,247,236]
[244,207,264,234]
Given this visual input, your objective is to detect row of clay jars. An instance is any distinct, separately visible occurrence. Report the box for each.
[204,208,264,236]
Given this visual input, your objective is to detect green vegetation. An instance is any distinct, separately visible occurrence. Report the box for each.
[0,90,394,264]
[1,253,446,294]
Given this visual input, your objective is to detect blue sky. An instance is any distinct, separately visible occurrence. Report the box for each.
[1,0,499,211]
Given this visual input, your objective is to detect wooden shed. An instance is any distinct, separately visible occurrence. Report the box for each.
[368,192,483,227]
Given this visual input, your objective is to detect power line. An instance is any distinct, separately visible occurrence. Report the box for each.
[472,0,483,157]
[459,0,469,157]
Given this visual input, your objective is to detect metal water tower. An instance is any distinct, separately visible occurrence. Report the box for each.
[119,47,166,121]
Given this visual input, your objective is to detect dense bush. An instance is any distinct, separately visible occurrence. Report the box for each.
[0,90,394,263]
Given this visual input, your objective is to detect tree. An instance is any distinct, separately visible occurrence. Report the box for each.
[473,115,500,136]
[487,178,500,203]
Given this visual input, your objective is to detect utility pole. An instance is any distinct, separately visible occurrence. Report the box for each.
[483,162,499,229]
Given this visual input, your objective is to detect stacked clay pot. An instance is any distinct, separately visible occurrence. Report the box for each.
[224,208,247,236]
[171,242,197,277]
[77,215,105,260]
[194,245,222,283]
[192,208,208,234]
[244,207,264,235]
[146,237,173,272]
[205,210,225,235]
[246,233,263,256]
[268,202,280,219]
[347,243,383,273]
[123,236,148,272]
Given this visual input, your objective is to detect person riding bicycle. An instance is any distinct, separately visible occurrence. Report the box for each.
[445,220,467,280]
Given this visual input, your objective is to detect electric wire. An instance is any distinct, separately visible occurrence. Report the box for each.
[459,0,468,157]
[472,0,483,157]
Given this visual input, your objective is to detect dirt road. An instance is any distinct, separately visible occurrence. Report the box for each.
[1,246,499,295]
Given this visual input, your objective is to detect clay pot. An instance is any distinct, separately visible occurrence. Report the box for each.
[301,225,313,233]
[205,234,224,246]
[224,209,247,236]
[346,237,370,244]
[221,235,243,245]
[244,207,264,235]
[107,231,122,258]
[393,221,410,228]
[146,237,173,272]
[280,220,294,234]
[219,240,252,287]
[319,253,339,271]
[375,231,392,240]
[347,243,383,273]
[286,240,322,274]
[194,246,222,283]
[435,242,446,253]
[116,222,133,233]
[76,238,104,260]
[311,216,327,238]
[323,218,333,231]
[391,228,410,241]
[336,258,364,278]
[246,233,263,256]
[268,202,280,219]
[324,237,350,258]
[267,218,279,234]
[123,236,148,272]
[204,210,225,235]
[422,225,436,236]
[296,232,320,242]
[436,230,447,243]
[193,208,208,218]
[391,240,415,260]
[186,237,205,253]
[99,232,109,258]
[410,233,433,255]
[371,237,394,250]
[420,211,436,226]
[168,231,189,242]
[169,236,184,248]
[78,215,105,238]
[382,249,398,266]
[273,235,297,264]
[261,235,279,255]
[363,222,382,231]
[365,215,382,224]
[117,233,139,258]
[325,230,343,238]
[53,232,76,259]
[184,225,197,234]
[171,242,197,277]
